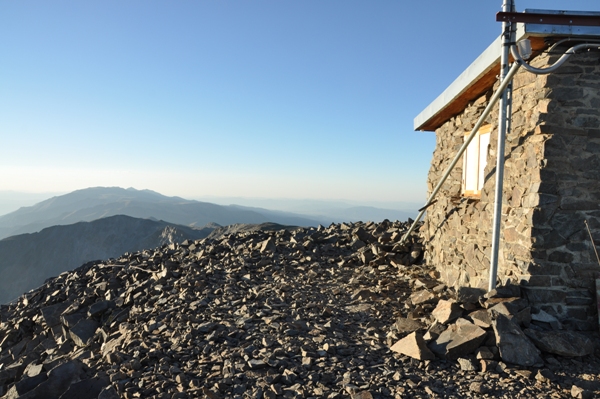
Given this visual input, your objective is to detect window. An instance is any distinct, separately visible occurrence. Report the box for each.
[462,124,491,197]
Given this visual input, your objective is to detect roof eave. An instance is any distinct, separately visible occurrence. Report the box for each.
[414,9,600,132]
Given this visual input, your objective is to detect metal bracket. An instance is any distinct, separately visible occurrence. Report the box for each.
[496,12,600,27]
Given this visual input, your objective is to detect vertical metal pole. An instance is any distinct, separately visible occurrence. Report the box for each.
[489,0,515,291]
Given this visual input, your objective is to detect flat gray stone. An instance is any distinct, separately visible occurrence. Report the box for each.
[40,303,71,327]
[530,309,562,329]
[395,317,425,334]
[409,290,435,305]
[524,329,595,357]
[69,319,99,347]
[248,359,267,370]
[457,357,478,371]
[468,309,492,328]
[88,301,113,318]
[390,332,435,360]
[431,300,463,324]
[428,321,486,359]
[61,312,85,329]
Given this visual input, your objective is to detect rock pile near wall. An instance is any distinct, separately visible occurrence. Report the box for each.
[389,283,599,394]
[0,221,599,398]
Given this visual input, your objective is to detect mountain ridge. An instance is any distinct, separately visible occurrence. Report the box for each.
[0,187,321,239]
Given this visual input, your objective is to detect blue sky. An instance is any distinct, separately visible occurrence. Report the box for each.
[2,1,600,206]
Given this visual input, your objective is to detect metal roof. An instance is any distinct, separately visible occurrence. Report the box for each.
[414,9,600,132]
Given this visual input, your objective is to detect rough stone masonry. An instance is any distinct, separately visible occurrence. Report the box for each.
[422,46,600,330]
[1,221,600,398]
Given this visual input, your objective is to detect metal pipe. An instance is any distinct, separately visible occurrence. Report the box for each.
[488,0,515,291]
[399,61,522,245]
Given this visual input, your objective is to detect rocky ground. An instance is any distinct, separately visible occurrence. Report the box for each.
[1,220,600,398]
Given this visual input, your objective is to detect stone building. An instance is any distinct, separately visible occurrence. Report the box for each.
[414,11,600,329]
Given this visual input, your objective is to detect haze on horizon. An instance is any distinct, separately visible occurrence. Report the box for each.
[3,1,599,207]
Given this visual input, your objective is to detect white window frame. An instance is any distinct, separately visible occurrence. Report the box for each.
[462,124,491,198]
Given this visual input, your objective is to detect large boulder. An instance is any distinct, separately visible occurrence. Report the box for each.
[524,329,595,357]
[492,314,543,367]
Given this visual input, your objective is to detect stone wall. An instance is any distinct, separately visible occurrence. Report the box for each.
[422,47,600,329]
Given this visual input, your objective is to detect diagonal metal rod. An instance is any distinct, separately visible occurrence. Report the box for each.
[584,220,600,266]
[399,61,522,246]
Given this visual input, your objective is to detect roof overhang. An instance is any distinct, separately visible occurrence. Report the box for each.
[414,9,600,132]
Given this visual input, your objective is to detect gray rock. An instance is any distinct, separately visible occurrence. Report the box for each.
[24,363,44,378]
[409,290,435,305]
[88,301,113,318]
[61,312,86,329]
[353,227,374,244]
[351,392,374,399]
[69,319,99,347]
[423,321,446,341]
[468,309,492,328]
[535,368,556,383]
[248,359,267,370]
[431,300,463,324]
[58,377,108,399]
[390,332,436,360]
[428,321,486,359]
[492,313,543,367]
[479,359,498,373]
[98,385,120,399]
[485,284,521,299]
[531,309,563,329]
[351,289,377,301]
[475,347,494,360]
[524,329,595,357]
[1,219,590,399]
[395,317,425,333]
[488,303,531,327]
[457,287,485,304]
[18,361,79,399]
[514,307,531,327]
[40,303,71,327]
[3,374,48,399]
[469,381,487,394]
[260,238,276,253]
[571,385,594,399]
[484,297,528,311]
[487,302,519,317]
[457,357,478,371]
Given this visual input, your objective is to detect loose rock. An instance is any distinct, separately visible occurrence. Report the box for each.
[0,220,598,399]
[492,313,543,367]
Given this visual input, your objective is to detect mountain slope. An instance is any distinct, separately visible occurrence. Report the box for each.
[0,215,212,304]
[0,187,320,239]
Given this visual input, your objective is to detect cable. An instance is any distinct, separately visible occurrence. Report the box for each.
[511,40,600,75]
